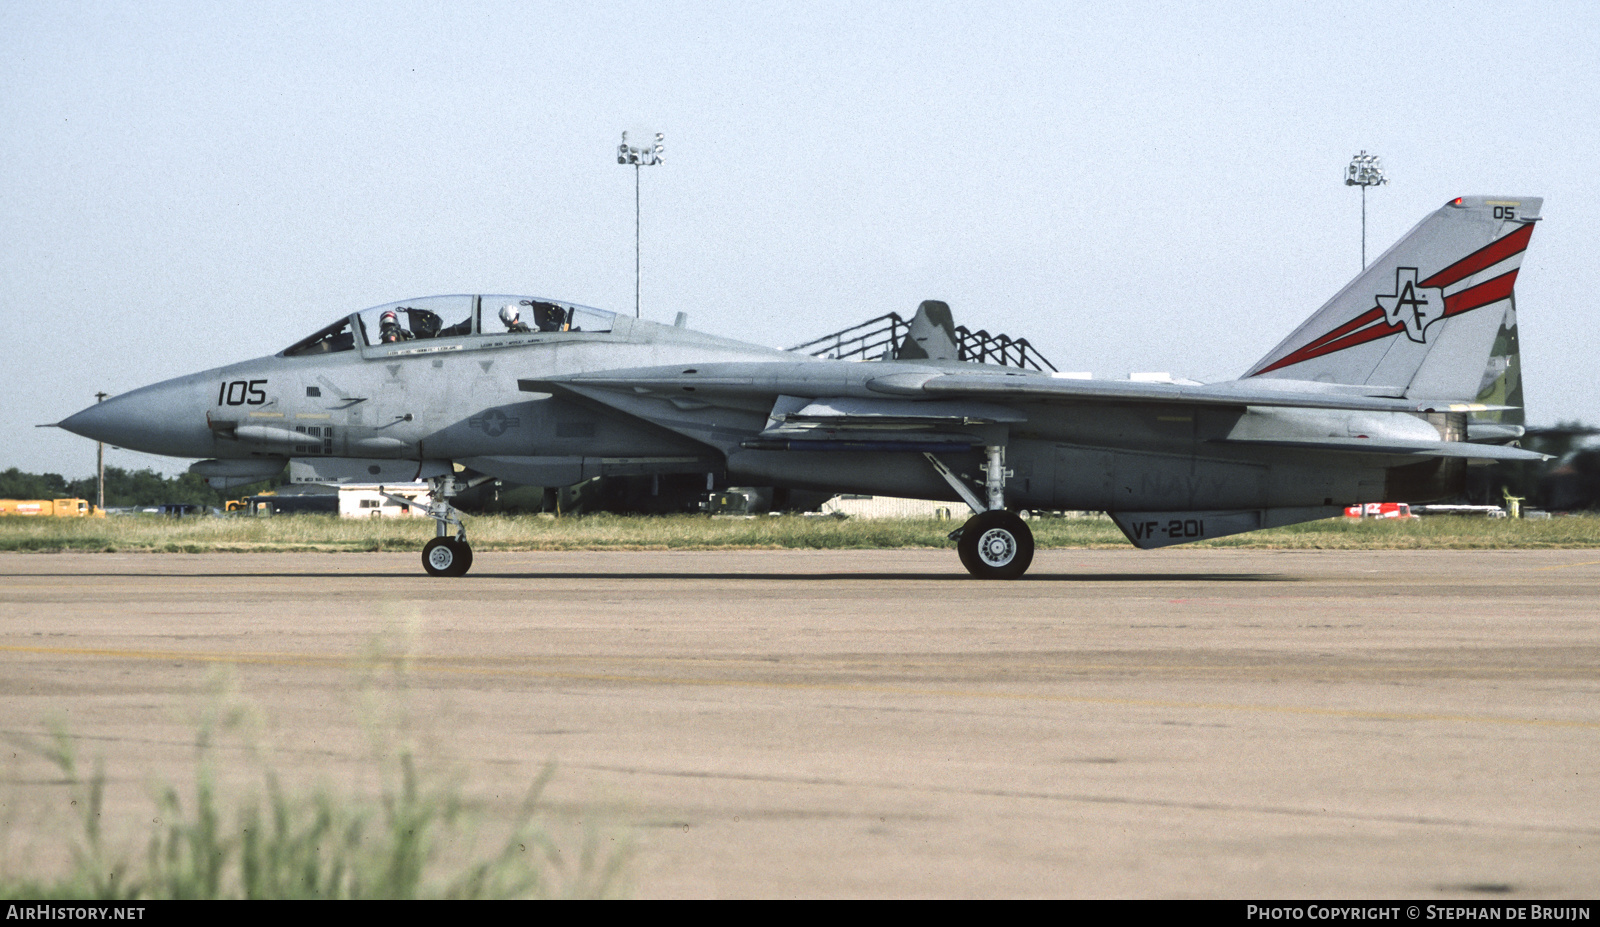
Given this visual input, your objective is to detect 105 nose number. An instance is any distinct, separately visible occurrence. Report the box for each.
[217,379,268,406]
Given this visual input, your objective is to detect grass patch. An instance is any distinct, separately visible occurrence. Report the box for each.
[1,512,1598,553]
[0,675,629,899]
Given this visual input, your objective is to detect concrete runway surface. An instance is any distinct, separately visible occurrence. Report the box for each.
[1,548,1597,898]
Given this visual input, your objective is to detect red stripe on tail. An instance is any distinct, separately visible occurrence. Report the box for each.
[1421,223,1532,289]
[1442,269,1518,317]
[1252,269,1520,377]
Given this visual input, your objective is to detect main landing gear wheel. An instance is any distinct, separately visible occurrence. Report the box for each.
[957,510,1034,580]
[422,537,473,577]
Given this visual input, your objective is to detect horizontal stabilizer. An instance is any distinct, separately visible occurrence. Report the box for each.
[1111,506,1344,549]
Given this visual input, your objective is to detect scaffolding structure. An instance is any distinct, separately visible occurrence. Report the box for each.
[788,312,1057,372]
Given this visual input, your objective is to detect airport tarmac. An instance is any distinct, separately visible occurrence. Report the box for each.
[1,548,1597,898]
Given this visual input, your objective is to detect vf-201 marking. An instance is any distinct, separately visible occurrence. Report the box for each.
[1128,518,1206,542]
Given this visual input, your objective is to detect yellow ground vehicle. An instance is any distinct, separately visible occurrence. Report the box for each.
[0,498,104,517]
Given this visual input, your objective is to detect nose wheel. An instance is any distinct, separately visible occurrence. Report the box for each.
[422,536,473,577]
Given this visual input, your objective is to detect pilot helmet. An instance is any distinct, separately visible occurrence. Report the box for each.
[380,309,399,325]
[499,303,521,326]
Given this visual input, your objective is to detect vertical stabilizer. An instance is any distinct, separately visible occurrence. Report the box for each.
[895,300,959,361]
[1246,196,1540,402]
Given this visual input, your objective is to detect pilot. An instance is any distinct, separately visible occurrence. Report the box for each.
[378,309,412,343]
[499,303,531,333]
[529,300,567,332]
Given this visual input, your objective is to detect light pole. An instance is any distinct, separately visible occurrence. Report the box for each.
[1345,150,1388,270]
[617,131,664,319]
[94,391,108,511]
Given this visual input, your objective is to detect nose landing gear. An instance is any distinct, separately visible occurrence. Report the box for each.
[382,472,475,577]
[422,472,472,576]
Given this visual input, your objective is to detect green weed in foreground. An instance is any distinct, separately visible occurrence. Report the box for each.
[1,722,627,900]
[1,512,1599,552]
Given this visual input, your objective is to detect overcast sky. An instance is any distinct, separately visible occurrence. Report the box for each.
[4,1,1596,478]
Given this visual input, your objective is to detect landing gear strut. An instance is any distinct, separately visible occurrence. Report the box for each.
[382,473,474,577]
[926,446,1034,580]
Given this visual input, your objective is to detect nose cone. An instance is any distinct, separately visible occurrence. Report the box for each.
[59,374,217,458]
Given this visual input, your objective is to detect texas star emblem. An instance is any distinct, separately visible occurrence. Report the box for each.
[1374,267,1446,344]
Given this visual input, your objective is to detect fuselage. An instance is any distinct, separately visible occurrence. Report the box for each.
[60,293,1456,513]
[56,193,1539,576]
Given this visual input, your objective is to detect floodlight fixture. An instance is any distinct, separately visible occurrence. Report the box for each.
[1345,150,1389,269]
[618,131,665,318]
[1345,151,1388,189]
[618,130,665,167]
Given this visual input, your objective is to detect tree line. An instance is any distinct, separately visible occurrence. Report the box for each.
[0,467,279,509]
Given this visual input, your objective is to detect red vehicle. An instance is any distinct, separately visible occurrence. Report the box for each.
[1344,502,1418,520]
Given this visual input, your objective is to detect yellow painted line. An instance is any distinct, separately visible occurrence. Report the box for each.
[1533,559,1600,571]
[3,643,1596,730]
[247,411,285,418]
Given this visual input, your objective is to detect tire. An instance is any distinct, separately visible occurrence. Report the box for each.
[955,527,979,575]
[422,537,472,577]
[956,510,1034,580]
[450,539,473,576]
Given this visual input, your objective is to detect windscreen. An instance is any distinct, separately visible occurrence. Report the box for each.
[282,317,357,357]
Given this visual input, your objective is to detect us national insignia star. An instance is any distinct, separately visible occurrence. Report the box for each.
[469,408,519,437]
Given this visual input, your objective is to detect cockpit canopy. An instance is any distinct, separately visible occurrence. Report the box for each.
[281,295,616,357]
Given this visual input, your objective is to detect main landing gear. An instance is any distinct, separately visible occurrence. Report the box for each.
[925,446,1034,580]
[383,473,474,577]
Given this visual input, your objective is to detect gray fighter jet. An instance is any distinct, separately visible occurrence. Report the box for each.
[58,196,1547,578]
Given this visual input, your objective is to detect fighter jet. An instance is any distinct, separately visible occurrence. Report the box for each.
[57,195,1547,579]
